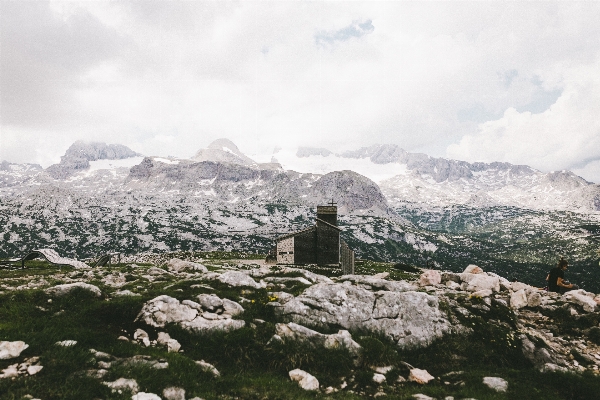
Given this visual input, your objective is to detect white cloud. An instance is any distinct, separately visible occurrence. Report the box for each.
[1,1,599,177]
[447,58,600,182]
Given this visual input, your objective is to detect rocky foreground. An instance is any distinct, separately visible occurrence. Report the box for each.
[2,256,600,399]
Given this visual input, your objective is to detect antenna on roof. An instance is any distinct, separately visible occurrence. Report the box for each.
[329,199,337,206]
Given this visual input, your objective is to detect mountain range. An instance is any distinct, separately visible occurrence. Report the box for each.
[1,139,599,291]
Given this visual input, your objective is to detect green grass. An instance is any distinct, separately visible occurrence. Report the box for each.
[4,259,600,399]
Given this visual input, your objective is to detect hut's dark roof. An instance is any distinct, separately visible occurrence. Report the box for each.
[276,225,316,241]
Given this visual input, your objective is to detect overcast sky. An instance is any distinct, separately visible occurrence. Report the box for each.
[1,1,600,182]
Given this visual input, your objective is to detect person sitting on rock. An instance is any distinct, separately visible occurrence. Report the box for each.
[546,258,578,294]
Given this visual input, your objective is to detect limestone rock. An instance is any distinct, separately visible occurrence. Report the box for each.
[446,281,461,290]
[564,290,597,312]
[510,289,528,309]
[214,271,264,289]
[137,295,245,333]
[527,291,543,307]
[162,387,185,400]
[114,290,141,297]
[132,393,162,400]
[373,373,386,384]
[156,332,171,346]
[273,322,361,361]
[338,275,416,292]
[409,368,434,384]
[511,282,533,292]
[472,289,493,297]
[166,258,207,273]
[27,365,43,375]
[289,369,319,391]
[56,340,77,347]
[134,329,150,347]
[0,364,19,378]
[196,360,220,377]
[103,378,139,393]
[483,376,508,392]
[412,395,435,400]
[419,270,441,286]
[0,341,29,360]
[278,283,450,349]
[167,339,181,353]
[46,282,101,297]
[460,273,500,292]
[463,265,483,274]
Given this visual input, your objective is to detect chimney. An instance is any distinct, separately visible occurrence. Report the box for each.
[317,205,337,226]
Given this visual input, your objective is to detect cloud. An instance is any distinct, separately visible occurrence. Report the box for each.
[1,1,600,175]
[315,19,374,46]
[447,58,600,182]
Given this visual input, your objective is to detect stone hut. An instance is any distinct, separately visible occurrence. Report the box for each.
[274,205,355,274]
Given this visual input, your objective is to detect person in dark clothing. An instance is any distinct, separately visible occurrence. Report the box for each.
[546,258,578,294]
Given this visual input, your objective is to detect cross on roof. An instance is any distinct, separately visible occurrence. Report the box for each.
[329,199,337,206]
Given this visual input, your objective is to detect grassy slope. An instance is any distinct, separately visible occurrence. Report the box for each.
[1,258,600,399]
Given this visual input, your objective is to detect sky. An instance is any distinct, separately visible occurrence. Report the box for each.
[1,1,600,182]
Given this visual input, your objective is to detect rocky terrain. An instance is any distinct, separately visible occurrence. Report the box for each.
[3,253,600,399]
[1,139,599,292]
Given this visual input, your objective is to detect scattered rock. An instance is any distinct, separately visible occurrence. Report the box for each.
[162,387,185,400]
[419,270,441,286]
[510,289,528,309]
[27,365,43,375]
[196,360,220,377]
[412,395,435,400]
[409,368,434,384]
[463,265,483,274]
[482,376,508,392]
[0,341,29,360]
[527,291,543,307]
[55,340,77,347]
[213,271,265,289]
[564,290,597,312]
[372,373,386,384]
[134,329,151,347]
[167,339,181,353]
[273,322,361,362]
[0,364,19,379]
[289,368,319,391]
[166,258,208,273]
[114,290,141,297]
[103,378,139,393]
[132,393,162,400]
[45,282,102,297]
[137,295,245,333]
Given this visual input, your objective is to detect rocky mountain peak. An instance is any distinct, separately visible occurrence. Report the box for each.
[46,141,140,179]
[192,138,256,166]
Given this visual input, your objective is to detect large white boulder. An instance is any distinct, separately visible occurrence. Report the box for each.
[289,369,319,391]
[0,341,28,360]
[137,295,245,333]
[278,283,451,349]
[46,282,102,297]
